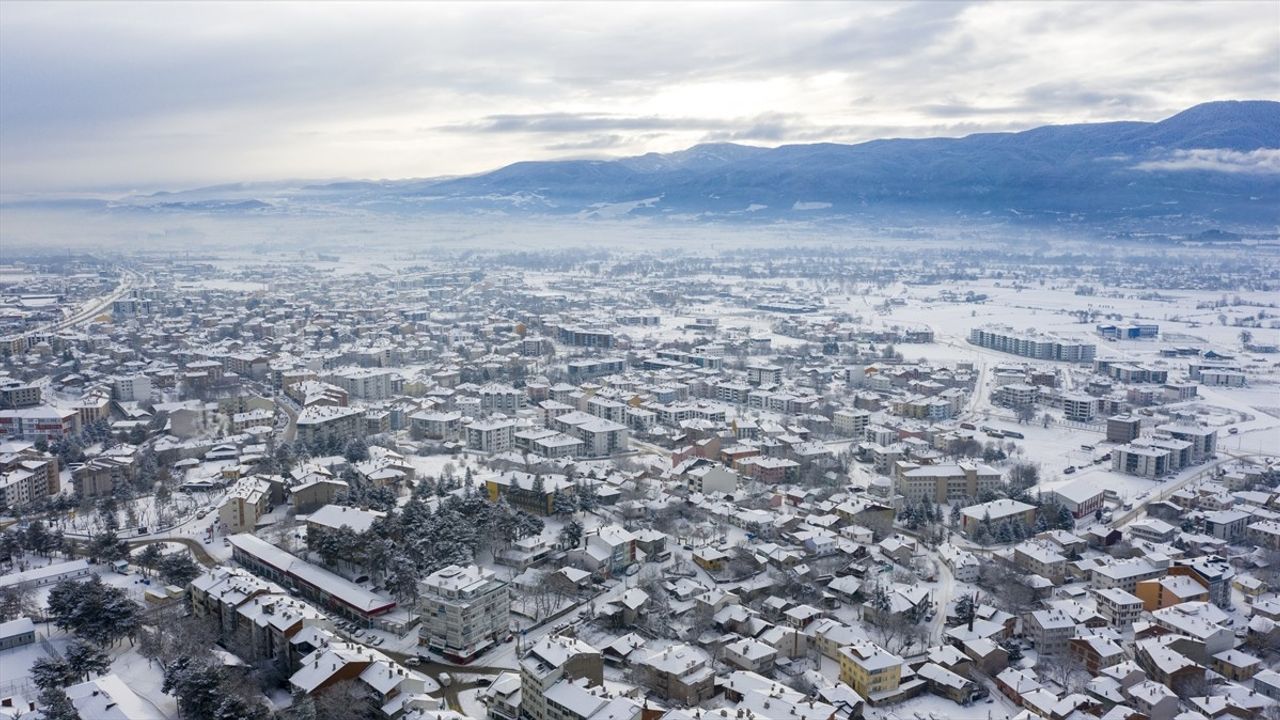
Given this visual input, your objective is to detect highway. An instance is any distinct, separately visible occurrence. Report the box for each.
[29,266,143,337]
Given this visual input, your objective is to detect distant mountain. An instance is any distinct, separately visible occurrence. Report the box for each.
[9,100,1278,230]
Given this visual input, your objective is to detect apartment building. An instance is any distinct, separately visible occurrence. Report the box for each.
[519,634,604,720]
[418,564,510,662]
[409,410,464,441]
[1062,394,1097,422]
[295,405,367,447]
[218,477,272,534]
[637,644,715,706]
[0,405,79,442]
[0,443,59,508]
[326,368,398,401]
[838,641,902,698]
[1155,423,1218,464]
[969,326,1096,363]
[112,375,152,402]
[550,411,628,456]
[1112,444,1172,478]
[466,417,517,454]
[1025,608,1076,657]
[1094,588,1143,628]
[1135,575,1210,611]
[71,455,136,499]
[960,499,1036,536]
[745,363,783,386]
[1106,415,1142,443]
[0,381,41,409]
[895,461,1003,504]
[993,383,1038,408]
[478,383,524,415]
[1091,557,1169,594]
[833,409,871,438]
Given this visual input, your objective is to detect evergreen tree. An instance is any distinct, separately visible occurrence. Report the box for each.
[552,490,578,516]
[158,553,202,586]
[136,544,163,576]
[559,519,584,549]
[47,576,140,646]
[64,640,111,681]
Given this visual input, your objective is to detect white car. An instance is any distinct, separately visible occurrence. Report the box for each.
[438,672,453,687]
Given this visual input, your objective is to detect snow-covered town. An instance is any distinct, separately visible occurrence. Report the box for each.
[1,241,1277,720]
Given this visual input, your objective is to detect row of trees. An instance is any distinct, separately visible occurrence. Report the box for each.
[306,482,545,604]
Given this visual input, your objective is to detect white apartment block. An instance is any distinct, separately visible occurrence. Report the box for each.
[833,409,871,438]
[418,564,510,662]
[466,418,516,453]
[295,405,367,447]
[969,326,1097,363]
[327,368,397,401]
[112,375,152,403]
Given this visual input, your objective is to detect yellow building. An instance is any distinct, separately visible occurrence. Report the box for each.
[1135,575,1209,611]
[838,641,902,698]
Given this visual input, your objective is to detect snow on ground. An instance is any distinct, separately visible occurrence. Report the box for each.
[455,688,486,719]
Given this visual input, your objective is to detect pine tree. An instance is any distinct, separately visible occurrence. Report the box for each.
[559,519,584,549]
[552,490,578,516]
[64,640,110,681]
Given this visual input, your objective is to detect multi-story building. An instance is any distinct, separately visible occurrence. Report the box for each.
[833,409,871,438]
[418,564,510,662]
[71,455,135,499]
[895,462,1003,504]
[993,383,1038,408]
[326,368,398,401]
[1112,444,1172,478]
[558,326,614,349]
[1170,555,1234,607]
[295,405,367,448]
[745,363,783,386]
[519,634,604,720]
[1061,394,1096,422]
[637,644,715,706]
[1155,423,1218,464]
[1048,478,1106,518]
[409,410,463,441]
[0,405,79,442]
[565,357,626,382]
[1106,415,1142,444]
[1091,557,1168,594]
[478,383,524,415]
[485,472,574,516]
[960,499,1036,536]
[466,417,516,454]
[1024,608,1076,657]
[218,477,272,534]
[0,442,59,508]
[838,641,902,698]
[969,326,1096,363]
[1013,541,1067,584]
[0,381,41,409]
[112,375,152,403]
[550,411,628,456]
[1094,588,1143,628]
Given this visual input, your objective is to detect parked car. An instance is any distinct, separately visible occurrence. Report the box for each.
[405,657,421,666]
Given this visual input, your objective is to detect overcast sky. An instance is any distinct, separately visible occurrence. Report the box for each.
[1,0,1276,194]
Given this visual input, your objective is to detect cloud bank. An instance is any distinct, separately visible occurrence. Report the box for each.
[0,0,1276,193]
